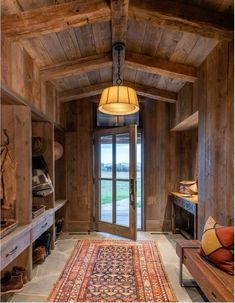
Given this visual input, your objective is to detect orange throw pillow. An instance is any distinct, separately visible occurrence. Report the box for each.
[198,216,234,275]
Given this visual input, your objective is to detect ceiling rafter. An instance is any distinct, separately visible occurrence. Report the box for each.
[40,53,112,80]
[39,51,196,83]
[128,0,233,41]
[1,0,111,40]
[59,81,177,103]
[125,52,197,83]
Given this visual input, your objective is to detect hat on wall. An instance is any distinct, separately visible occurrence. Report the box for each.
[32,137,47,157]
[54,141,63,160]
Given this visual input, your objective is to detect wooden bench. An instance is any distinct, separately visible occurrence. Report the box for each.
[176,239,234,302]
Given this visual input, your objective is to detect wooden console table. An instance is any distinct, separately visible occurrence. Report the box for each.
[171,192,198,239]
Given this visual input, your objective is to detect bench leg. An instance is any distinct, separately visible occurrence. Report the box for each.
[179,249,198,287]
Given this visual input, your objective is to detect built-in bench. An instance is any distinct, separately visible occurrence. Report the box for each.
[176,239,234,302]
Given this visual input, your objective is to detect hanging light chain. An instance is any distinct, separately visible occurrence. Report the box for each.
[113,42,124,86]
[116,46,122,86]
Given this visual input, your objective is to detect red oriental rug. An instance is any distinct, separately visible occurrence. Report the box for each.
[49,239,176,302]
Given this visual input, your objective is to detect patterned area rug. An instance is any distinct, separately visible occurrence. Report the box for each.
[49,239,176,302]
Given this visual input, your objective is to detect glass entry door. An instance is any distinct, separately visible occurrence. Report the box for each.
[94,125,137,240]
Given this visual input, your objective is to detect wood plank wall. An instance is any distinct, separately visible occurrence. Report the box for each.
[1,105,32,224]
[65,100,93,232]
[143,100,173,231]
[177,129,198,182]
[198,41,234,238]
[170,82,199,188]
[143,94,198,232]
[1,37,60,124]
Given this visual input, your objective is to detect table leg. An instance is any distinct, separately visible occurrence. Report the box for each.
[172,201,176,234]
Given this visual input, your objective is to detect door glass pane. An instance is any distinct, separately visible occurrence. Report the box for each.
[100,136,112,178]
[116,181,129,227]
[116,133,129,179]
[100,180,112,223]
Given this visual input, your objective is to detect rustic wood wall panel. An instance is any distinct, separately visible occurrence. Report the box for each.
[143,100,173,231]
[2,36,60,124]
[1,105,32,224]
[178,130,198,182]
[143,97,198,232]
[41,81,59,122]
[198,41,234,238]
[65,101,93,232]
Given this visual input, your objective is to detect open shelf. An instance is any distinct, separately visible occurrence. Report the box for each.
[55,200,68,212]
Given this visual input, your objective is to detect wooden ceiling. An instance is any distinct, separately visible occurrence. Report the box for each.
[1,0,234,103]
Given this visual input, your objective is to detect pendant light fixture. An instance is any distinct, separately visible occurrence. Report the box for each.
[98,42,139,115]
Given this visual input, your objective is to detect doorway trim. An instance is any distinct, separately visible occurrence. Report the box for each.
[93,125,137,240]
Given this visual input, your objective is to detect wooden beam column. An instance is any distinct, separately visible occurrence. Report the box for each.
[111,0,129,84]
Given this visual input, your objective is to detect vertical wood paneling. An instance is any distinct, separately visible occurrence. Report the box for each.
[198,42,234,238]
[226,41,234,228]
[2,106,32,224]
[2,36,60,124]
[178,130,198,181]
[143,100,172,231]
[65,101,93,232]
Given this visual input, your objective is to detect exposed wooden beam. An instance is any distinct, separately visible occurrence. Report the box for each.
[40,53,112,80]
[111,0,129,85]
[60,81,112,102]
[125,51,197,82]
[59,81,177,103]
[129,0,233,41]
[1,0,111,40]
[40,51,197,82]
[124,81,177,103]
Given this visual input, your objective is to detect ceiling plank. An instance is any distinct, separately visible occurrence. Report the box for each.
[129,0,233,41]
[111,0,129,84]
[59,81,177,103]
[125,51,197,82]
[40,53,112,80]
[1,0,111,40]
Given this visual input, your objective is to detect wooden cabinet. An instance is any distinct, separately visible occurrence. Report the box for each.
[0,226,31,271]
[31,210,54,242]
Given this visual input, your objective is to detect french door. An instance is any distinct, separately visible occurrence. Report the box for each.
[94,125,137,240]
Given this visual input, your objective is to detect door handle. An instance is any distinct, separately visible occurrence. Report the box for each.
[130,179,135,209]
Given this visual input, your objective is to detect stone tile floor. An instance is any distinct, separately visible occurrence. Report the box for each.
[6,232,204,302]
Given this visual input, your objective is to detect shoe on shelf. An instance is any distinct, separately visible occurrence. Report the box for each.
[0,272,23,295]
[33,246,46,264]
[12,266,28,284]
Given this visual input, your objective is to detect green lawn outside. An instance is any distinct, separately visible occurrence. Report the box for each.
[100,172,142,207]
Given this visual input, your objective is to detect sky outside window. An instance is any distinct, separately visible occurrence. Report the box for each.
[101,144,141,164]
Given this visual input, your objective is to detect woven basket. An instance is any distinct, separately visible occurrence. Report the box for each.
[179,181,198,195]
